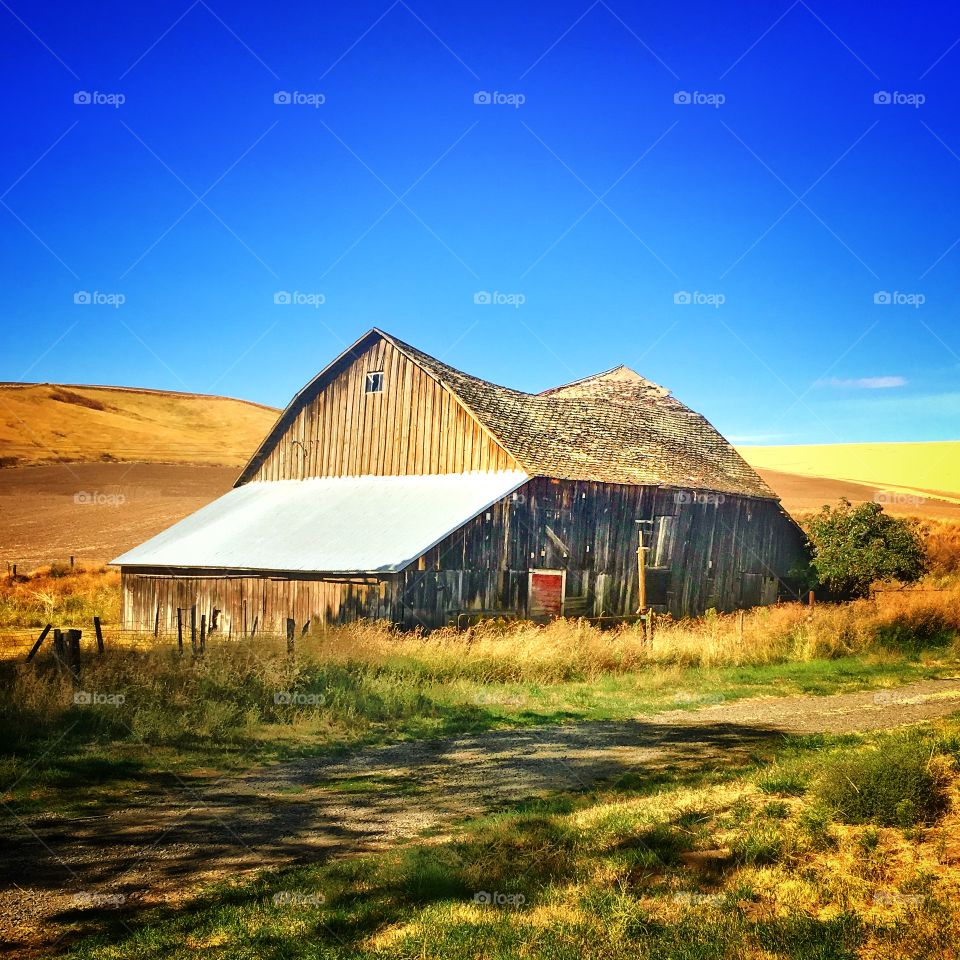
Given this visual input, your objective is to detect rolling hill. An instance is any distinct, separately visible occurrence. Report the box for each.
[738,442,960,519]
[1,381,957,566]
[0,382,279,468]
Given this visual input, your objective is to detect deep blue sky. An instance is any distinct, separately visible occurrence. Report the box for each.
[2,0,959,444]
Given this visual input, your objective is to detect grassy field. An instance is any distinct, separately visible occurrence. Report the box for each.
[60,719,960,959]
[4,542,960,957]
[3,567,960,820]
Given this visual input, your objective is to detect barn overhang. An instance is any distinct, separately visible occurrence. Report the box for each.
[111,471,528,575]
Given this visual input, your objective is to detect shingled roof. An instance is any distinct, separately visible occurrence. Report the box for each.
[381,331,774,499]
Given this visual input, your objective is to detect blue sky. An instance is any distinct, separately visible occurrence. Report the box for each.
[1,0,959,444]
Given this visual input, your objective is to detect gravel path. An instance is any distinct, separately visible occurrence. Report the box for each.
[3,677,960,957]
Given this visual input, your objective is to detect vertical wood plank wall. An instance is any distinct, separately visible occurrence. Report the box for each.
[250,338,517,480]
[121,480,808,633]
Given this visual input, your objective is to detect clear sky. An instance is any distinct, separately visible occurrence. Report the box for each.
[1,0,959,444]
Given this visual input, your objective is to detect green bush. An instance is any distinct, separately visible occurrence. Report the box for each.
[812,739,952,827]
[805,499,926,599]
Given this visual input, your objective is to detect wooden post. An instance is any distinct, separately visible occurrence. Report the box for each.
[52,628,65,669]
[300,619,310,637]
[190,605,197,653]
[251,615,258,638]
[636,526,646,614]
[154,604,160,638]
[286,618,295,656]
[808,590,815,608]
[199,613,206,653]
[66,629,82,678]
[12,564,16,579]
[70,555,75,570]
[26,624,52,662]
[93,616,104,655]
[176,608,183,655]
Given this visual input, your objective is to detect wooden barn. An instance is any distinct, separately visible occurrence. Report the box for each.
[114,328,808,634]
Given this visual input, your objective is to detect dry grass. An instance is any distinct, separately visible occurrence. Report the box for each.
[925,520,960,577]
[0,382,276,467]
[3,563,960,674]
[0,564,119,631]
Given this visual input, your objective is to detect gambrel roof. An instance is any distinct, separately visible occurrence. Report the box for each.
[238,328,775,499]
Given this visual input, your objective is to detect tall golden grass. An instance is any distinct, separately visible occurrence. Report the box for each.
[0,564,119,630]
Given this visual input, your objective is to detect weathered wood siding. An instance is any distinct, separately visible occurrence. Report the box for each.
[395,478,806,626]
[249,337,516,481]
[121,570,394,637]
[121,479,808,632]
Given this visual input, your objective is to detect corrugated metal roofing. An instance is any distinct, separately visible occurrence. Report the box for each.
[112,471,528,573]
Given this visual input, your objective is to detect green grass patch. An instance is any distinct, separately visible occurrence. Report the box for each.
[59,720,960,960]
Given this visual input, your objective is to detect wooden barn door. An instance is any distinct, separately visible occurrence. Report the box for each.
[528,569,565,620]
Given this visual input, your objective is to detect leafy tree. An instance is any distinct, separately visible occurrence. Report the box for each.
[804,499,926,599]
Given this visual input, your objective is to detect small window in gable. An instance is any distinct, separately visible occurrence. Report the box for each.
[365,371,384,394]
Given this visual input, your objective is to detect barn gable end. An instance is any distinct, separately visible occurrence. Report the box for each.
[239,331,517,483]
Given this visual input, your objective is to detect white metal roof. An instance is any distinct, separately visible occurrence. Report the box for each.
[111,471,528,574]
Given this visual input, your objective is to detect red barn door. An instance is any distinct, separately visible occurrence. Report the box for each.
[528,569,565,620]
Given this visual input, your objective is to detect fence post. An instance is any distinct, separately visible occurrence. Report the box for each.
[154,604,160,638]
[52,628,65,670]
[176,608,183,655]
[26,624,52,662]
[200,613,206,653]
[251,615,258,638]
[286,618,295,656]
[66,629,82,679]
[300,619,310,637]
[190,606,197,653]
[93,616,105,655]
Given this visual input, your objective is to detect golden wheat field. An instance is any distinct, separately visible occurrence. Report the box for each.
[0,382,278,468]
[739,441,960,506]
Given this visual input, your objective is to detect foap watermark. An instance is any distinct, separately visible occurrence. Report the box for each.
[873,290,924,308]
[873,90,925,108]
[74,290,125,308]
[873,890,923,908]
[474,290,525,307]
[74,90,125,108]
[873,690,908,707]
[74,491,126,507]
[74,690,125,707]
[473,90,525,108]
[474,691,527,707]
[73,891,126,908]
[674,690,725,706]
[675,490,725,506]
[272,890,325,907]
[674,290,725,307]
[674,892,723,907]
[875,491,927,507]
[273,90,325,107]
[274,290,325,307]
[473,890,526,907]
[674,90,725,108]
[274,691,326,706]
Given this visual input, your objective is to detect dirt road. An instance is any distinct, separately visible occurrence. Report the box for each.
[3,677,960,956]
